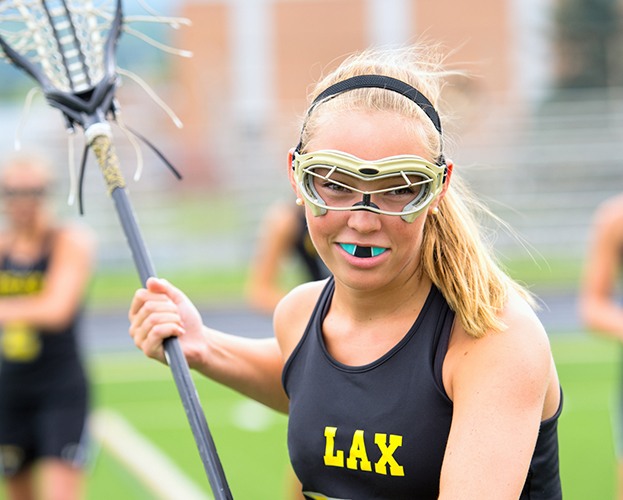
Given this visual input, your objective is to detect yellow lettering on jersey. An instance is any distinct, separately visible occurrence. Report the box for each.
[374,433,404,476]
[323,427,344,467]
[24,274,43,293]
[346,430,372,471]
[323,426,404,476]
[0,271,44,295]
[1,322,41,362]
[302,492,349,500]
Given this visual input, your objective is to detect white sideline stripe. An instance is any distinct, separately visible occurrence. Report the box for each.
[90,408,212,500]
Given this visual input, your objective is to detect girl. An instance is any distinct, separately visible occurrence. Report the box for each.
[0,154,96,500]
[129,44,562,499]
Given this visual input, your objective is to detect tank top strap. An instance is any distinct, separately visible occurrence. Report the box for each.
[431,290,456,394]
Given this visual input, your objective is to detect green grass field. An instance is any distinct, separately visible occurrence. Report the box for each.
[85,353,292,499]
[554,334,619,499]
[0,332,618,499]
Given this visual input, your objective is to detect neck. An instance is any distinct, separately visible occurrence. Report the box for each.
[13,217,46,236]
[322,270,433,366]
[332,268,432,322]
[7,213,52,249]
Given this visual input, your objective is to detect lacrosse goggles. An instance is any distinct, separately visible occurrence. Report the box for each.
[292,149,446,223]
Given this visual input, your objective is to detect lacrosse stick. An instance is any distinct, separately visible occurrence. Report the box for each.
[0,1,232,498]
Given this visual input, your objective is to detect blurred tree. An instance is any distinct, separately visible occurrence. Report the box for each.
[555,0,623,88]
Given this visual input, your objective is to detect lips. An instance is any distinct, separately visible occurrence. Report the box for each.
[340,243,387,258]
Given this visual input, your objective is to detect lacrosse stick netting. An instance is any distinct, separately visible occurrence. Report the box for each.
[0,1,232,497]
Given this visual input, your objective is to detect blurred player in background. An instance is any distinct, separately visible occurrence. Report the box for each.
[247,202,330,315]
[0,154,96,500]
[579,193,623,498]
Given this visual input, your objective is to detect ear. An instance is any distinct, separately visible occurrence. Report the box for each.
[287,147,299,194]
[442,160,453,192]
[428,160,453,214]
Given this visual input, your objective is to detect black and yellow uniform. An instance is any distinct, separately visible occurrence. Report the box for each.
[0,233,89,476]
[283,278,562,500]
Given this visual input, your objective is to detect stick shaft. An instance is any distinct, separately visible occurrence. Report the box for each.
[91,134,233,499]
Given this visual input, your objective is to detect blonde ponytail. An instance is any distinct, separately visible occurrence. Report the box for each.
[422,175,534,338]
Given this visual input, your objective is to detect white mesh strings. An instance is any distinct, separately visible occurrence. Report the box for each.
[0,0,191,203]
[0,0,109,92]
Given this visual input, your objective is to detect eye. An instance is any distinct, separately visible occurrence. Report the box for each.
[310,167,356,194]
[321,180,352,193]
[387,186,418,197]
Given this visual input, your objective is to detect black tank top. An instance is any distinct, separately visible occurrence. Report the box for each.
[0,233,87,404]
[283,278,562,500]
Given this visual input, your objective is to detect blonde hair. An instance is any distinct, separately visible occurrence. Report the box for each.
[1,152,54,187]
[300,43,533,338]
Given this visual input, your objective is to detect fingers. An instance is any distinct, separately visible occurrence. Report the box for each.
[129,277,186,317]
[129,282,185,363]
[129,278,170,317]
[134,311,184,362]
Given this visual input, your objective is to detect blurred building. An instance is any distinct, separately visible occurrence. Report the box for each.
[1,0,621,280]
[163,0,623,269]
[171,0,556,180]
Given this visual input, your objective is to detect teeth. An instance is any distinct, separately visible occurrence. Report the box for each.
[340,243,387,258]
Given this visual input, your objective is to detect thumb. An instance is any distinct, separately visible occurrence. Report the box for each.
[145,277,188,305]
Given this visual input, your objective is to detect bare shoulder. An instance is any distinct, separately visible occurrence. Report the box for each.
[594,193,623,232]
[54,222,97,256]
[479,288,550,366]
[273,279,327,360]
[447,288,554,401]
[501,288,551,353]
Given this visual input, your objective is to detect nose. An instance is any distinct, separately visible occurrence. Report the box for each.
[347,205,382,233]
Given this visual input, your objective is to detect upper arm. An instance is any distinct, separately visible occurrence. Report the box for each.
[581,199,623,300]
[579,197,623,332]
[250,204,298,282]
[44,224,96,303]
[246,204,299,311]
[440,295,555,499]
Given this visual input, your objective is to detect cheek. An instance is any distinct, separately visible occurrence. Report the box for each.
[304,211,341,251]
[408,218,429,254]
[305,211,329,243]
[391,215,427,250]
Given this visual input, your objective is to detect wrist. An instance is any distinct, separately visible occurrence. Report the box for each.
[184,327,212,372]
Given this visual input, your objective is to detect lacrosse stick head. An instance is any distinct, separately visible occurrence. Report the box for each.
[0,0,123,131]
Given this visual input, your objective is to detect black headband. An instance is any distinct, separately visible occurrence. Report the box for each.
[312,75,442,134]
[295,74,444,161]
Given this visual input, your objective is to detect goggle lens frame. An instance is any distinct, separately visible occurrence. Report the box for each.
[293,150,446,223]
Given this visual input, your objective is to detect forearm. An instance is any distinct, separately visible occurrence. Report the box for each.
[580,299,623,340]
[0,294,78,331]
[192,329,289,413]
